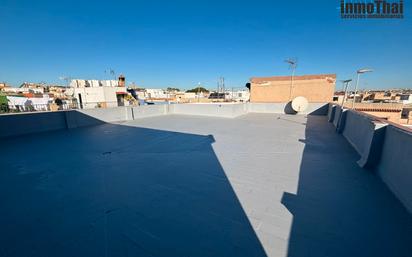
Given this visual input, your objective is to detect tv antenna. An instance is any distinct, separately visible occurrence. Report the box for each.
[285,58,298,101]
[218,77,225,93]
[59,76,71,87]
[105,68,116,80]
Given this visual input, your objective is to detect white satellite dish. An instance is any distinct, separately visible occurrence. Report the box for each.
[291,96,308,112]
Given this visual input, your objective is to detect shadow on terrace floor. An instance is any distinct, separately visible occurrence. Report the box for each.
[282,115,412,257]
[0,112,266,257]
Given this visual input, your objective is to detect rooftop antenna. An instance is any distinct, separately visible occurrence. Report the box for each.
[285,58,298,101]
[217,77,225,101]
[105,68,116,80]
[59,76,71,88]
[217,77,225,93]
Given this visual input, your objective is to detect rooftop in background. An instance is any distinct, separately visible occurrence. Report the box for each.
[250,74,337,84]
[1,111,411,257]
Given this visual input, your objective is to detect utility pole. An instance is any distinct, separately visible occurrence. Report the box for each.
[352,68,373,109]
[197,82,201,103]
[341,79,352,107]
[337,79,352,131]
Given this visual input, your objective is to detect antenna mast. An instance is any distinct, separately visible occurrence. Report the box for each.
[285,58,298,101]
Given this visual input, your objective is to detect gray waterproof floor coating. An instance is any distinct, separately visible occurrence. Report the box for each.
[1,113,411,257]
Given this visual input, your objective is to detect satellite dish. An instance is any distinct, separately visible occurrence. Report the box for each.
[291,96,308,112]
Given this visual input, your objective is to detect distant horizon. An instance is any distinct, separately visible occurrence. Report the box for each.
[3,72,412,91]
[3,78,412,92]
[1,1,411,90]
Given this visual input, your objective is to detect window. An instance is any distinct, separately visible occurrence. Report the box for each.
[401,109,411,119]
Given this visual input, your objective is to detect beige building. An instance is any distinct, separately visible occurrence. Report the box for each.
[249,74,336,103]
[0,82,10,89]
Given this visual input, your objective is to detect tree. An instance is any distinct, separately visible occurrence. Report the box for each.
[186,87,209,93]
[167,87,180,92]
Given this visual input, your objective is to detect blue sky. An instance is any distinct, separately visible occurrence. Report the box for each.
[0,0,411,89]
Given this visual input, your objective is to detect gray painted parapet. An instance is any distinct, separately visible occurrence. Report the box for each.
[169,103,248,118]
[0,102,331,138]
[169,103,329,117]
[332,105,342,127]
[65,111,104,129]
[364,122,387,168]
[332,105,348,133]
[336,108,348,134]
[327,104,337,122]
[0,106,166,137]
[247,103,285,113]
[376,125,412,213]
[307,103,329,115]
[342,110,387,169]
[326,103,412,213]
[247,102,329,115]
[0,111,68,138]
[66,107,129,129]
[131,105,168,119]
[0,109,126,137]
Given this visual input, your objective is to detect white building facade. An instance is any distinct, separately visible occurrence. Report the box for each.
[226,90,250,102]
[399,94,412,104]
[67,79,128,109]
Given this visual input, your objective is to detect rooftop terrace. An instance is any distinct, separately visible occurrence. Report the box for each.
[1,104,412,257]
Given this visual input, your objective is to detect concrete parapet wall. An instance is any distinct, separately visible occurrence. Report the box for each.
[169,102,327,117]
[0,102,329,138]
[169,103,248,118]
[131,105,168,119]
[247,102,328,115]
[376,125,412,213]
[0,106,168,137]
[327,104,336,122]
[247,103,286,113]
[232,103,249,117]
[68,105,168,127]
[342,110,387,168]
[67,107,129,128]
[0,111,68,137]
[328,103,412,213]
[342,110,373,157]
[332,105,342,128]
[65,110,104,129]
[331,105,348,133]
